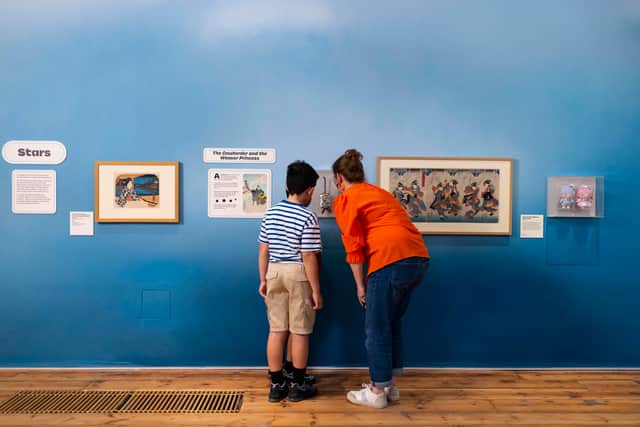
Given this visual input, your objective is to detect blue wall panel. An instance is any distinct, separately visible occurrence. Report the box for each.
[1,1,639,366]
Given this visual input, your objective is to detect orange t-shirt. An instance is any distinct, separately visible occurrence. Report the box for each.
[333,182,429,276]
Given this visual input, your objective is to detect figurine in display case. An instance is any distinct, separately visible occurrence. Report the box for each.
[558,184,576,210]
[576,185,593,209]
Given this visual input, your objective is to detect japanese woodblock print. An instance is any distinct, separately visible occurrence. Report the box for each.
[114,174,159,208]
[377,157,512,235]
[95,161,179,223]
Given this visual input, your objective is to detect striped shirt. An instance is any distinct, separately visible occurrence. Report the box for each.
[258,200,322,263]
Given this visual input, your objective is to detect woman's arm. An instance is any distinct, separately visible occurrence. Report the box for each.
[334,194,367,306]
[350,262,366,307]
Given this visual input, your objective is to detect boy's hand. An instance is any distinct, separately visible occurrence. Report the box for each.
[357,284,366,307]
[258,280,267,298]
[312,291,323,310]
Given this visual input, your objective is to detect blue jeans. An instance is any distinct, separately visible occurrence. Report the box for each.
[365,256,429,387]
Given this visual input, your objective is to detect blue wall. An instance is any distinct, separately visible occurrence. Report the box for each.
[1,0,639,367]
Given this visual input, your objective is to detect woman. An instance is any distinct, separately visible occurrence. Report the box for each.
[332,149,430,408]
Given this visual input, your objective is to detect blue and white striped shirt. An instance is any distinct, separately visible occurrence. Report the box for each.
[258,200,322,263]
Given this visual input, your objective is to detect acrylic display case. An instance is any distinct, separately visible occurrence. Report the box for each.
[547,176,604,218]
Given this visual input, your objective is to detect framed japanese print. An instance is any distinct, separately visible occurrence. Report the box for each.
[95,161,180,223]
[377,157,513,235]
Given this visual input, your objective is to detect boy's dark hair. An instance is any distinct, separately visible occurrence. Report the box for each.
[287,161,319,195]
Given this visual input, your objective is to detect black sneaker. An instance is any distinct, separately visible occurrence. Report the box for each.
[283,367,316,384]
[268,382,288,402]
[288,381,317,402]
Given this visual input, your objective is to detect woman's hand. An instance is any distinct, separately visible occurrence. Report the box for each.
[357,284,366,307]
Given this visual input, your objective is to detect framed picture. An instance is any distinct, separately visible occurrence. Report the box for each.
[377,157,513,235]
[310,170,337,219]
[95,161,180,223]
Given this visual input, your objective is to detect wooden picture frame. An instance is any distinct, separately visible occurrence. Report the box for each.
[377,157,513,235]
[95,161,180,223]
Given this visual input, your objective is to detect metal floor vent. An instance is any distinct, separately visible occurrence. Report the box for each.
[0,390,244,414]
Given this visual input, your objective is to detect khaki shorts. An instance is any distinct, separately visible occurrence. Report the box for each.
[265,262,316,335]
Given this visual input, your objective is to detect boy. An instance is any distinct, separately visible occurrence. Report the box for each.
[258,161,323,402]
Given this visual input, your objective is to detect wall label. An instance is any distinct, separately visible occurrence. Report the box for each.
[2,140,67,164]
[203,148,276,163]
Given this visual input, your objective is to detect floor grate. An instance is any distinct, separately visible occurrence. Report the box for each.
[0,390,244,414]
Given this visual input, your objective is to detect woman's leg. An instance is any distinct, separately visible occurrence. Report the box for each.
[365,266,394,390]
[347,267,391,408]
[390,258,430,376]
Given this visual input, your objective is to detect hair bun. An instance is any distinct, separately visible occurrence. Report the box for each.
[344,149,363,161]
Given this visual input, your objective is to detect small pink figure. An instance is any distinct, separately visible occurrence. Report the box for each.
[575,185,593,209]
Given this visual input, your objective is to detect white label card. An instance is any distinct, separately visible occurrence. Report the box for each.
[520,214,544,238]
[70,211,94,236]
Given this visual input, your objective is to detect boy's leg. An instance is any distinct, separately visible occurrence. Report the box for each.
[285,333,293,367]
[290,333,309,372]
[283,332,316,384]
[288,333,317,402]
[286,264,317,401]
[266,331,289,403]
[264,263,290,402]
[267,332,288,372]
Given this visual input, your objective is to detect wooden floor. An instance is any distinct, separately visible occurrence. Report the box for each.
[0,369,639,426]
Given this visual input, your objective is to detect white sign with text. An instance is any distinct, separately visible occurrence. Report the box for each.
[520,214,544,238]
[203,148,276,163]
[2,140,67,164]
[70,211,94,236]
[12,170,57,214]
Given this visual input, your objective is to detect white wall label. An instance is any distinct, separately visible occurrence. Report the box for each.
[203,148,276,163]
[2,140,67,164]
[520,214,544,238]
[70,211,94,236]
[208,169,271,218]
[12,170,57,214]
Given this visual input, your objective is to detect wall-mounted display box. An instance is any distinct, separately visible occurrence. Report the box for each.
[547,176,604,218]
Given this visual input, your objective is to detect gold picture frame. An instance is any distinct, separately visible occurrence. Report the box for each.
[94,161,180,223]
[377,157,513,235]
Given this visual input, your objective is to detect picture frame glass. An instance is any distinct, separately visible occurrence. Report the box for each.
[378,157,512,235]
[95,162,179,223]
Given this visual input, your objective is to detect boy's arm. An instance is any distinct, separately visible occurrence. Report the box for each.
[302,251,323,310]
[258,243,269,298]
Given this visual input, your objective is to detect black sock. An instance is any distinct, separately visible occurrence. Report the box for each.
[283,360,294,372]
[269,370,284,385]
[292,367,306,385]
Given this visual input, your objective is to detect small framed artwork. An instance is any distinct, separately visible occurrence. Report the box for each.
[377,157,513,235]
[310,170,337,219]
[95,161,180,223]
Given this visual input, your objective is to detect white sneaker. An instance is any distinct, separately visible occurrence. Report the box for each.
[346,383,388,408]
[384,384,400,402]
